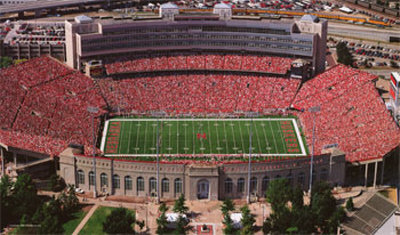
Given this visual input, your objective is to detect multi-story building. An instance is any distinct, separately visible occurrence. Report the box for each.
[65,3,327,75]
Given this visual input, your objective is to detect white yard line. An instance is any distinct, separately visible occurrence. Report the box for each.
[253,122,262,154]
[223,121,229,152]
[292,119,307,156]
[207,120,214,153]
[238,122,246,153]
[127,121,133,153]
[135,122,140,154]
[229,120,237,150]
[260,123,271,154]
[177,122,179,154]
[110,118,295,122]
[268,121,279,153]
[100,120,110,152]
[142,121,148,154]
[276,121,288,153]
[192,119,196,155]
[117,121,125,154]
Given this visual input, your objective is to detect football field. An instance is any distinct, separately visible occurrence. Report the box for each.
[101,118,306,157]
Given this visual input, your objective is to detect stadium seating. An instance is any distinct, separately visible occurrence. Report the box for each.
[104,54,293,75]
[293,65,400,162]
[0,57,399,164]
[98,74,300,114]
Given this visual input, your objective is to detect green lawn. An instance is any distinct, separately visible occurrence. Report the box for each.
[63,209,88,235]
[79,206,135,235]
[102,118,306,157]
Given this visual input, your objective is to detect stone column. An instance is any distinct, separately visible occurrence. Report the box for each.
[364,163,369,187]
[13,152,17,168]
[373,161,378,188]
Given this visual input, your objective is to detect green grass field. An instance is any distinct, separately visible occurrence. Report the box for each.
[101,118,306,157]
[79,207,135,235]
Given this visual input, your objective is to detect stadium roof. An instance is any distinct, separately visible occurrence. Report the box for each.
[214,3,232,9]
[343,193,398,234]
[300,14,320,23]
[160,2,178,9]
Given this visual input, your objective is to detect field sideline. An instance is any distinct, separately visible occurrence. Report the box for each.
[101,118,307,157]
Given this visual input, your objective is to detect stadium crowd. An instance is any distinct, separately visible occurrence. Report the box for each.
[104,54,293,75]
[0,57,107,156]
[293,65,400,162]
[97,74,300,114]
[0,56,398,164]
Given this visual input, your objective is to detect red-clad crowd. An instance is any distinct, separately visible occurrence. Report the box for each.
[104,54,293,75]
[0,57,107,156]
[0,56,398,164]
[293,65,400,162]
[97,74,301,114]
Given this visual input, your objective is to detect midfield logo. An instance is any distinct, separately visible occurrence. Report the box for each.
[197,133,207,140]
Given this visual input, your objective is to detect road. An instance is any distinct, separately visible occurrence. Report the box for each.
[328,22,400,42]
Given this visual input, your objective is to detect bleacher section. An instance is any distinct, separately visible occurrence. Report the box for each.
[0,57,398,164]
[104,55,293,75]
[0,57,107,156]
[97,75,300,114]
[293,65,400,162]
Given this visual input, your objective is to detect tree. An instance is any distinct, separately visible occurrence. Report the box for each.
[221,198,235,216]
[59,185,79,216]
[157,203,169,235]
[12,174,41,222]
[49,174,66,192]
[263,180,345,234]
[336,42,354,67]
[174,215,189,235]
[0,175,13,229]
[346,197,354,211]
[32,197,64,234]
[0,56,13,69]
[103,207,136,234]
[173,194,189,214]
[240,205,255,235]
[222,213,236,235]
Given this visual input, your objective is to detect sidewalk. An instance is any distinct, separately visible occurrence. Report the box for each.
[72,204,99,235]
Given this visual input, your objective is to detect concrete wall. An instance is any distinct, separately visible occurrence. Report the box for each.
[59,147,346,200]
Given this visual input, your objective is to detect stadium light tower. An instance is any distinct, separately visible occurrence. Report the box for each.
[247,117,254,204]
[156,118,160,204]
[87,106,99,198]
[308,105,320,195]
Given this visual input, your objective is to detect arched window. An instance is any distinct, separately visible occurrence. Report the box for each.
[125,176,132,190]
[224,178,233,193]
[100,173,108,187]
[89,171,95,186]
[262,176,270,193]
[320,168,328,181]
[137,177,144,192]
[174,178,182,194]
[162,178,169,193]
[113,174,120,189]
[149,177,157,192]
[77,170,85,185]
[297,172,305,186]
[237,178,245,193]
[250,177,257,193]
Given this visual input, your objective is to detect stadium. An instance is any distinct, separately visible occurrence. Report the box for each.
[0,3,399,201]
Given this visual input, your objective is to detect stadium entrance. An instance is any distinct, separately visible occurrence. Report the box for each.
[197,179,209,200]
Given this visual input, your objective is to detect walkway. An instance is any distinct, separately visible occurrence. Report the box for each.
[72,203,99,235]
